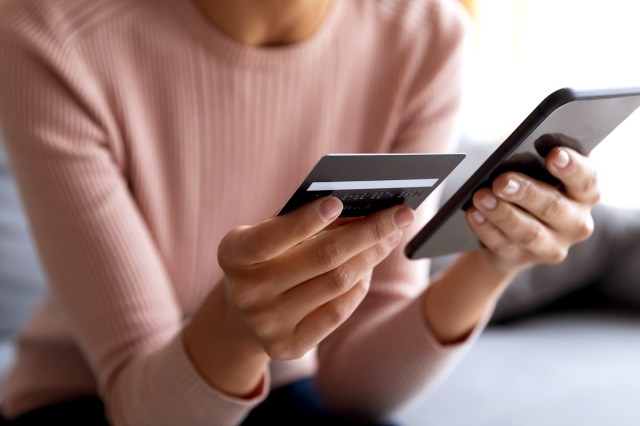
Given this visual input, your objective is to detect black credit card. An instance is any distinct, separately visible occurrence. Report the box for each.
[278,153,465,217]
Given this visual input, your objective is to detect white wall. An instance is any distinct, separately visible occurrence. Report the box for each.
[463,0,640,208]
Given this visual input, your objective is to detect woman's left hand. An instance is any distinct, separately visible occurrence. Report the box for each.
[466,146,600,273]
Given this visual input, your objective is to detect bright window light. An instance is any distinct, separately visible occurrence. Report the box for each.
[463,0,640,208]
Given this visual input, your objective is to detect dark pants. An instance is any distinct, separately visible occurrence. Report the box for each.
[0,378,398,426]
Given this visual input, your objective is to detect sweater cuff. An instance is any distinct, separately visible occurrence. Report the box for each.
[315,294,495,417]
[125,333,270,426]
[380,295,495,408]
[390,294,495,399]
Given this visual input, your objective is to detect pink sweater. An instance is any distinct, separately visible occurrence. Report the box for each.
[0,0,483,424]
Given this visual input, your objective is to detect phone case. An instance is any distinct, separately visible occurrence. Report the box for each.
[405,87,640,259]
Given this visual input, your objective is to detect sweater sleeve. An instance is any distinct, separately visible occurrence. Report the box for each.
[316,1,493,419]
[0,8,266,426]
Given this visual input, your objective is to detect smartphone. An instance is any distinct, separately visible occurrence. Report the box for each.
[405,87,640,260]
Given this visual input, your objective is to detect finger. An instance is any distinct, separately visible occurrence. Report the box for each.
[276,233,402,324]
[545,147,600,204]
[219,196,343,266]
[470,190,568,263]
[262,206,414,293]
[490,174,594,240]
[323,217,362,231]
[466,207,520,261]
[291,279,370,357]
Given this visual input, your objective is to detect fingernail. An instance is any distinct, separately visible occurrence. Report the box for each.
[319,197,342,221]
[480,194,497,210]
[502,179,520,196]
[471,210,486,224]
[554,149,570,169]
[393,208,415,229]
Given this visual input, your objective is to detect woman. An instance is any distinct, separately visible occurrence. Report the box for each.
[0,0,599,424]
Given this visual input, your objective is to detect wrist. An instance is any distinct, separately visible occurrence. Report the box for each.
[183,282,269,398]
[424,251,516,344]
[471,249,520,292]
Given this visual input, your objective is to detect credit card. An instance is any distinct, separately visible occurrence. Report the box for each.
[278,153,465,217]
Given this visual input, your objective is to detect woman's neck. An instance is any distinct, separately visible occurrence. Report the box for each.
[192,0,333,47]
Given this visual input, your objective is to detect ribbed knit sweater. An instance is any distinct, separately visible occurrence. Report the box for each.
[0,0,483,424]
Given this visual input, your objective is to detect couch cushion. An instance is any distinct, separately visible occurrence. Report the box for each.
[0,138,46,339]
[396,311,640,426]
[0,340,15,386]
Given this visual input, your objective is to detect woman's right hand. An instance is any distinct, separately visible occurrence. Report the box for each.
[219,196,414,359]
[184,196,414,397]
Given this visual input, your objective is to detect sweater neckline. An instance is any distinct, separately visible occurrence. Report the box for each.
[161,0,345,70]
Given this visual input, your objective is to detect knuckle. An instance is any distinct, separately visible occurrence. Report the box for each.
[327,267,354,294]
[583,169,599,193]
[540,193,563,221]
[265,336,307,361]
[545,247,568,264]
[251,312,279,338]
[292,214,320,239]
[315,242,343,268]
[352,280,368,301]
[369,219,390,242]
[286,340,307,360]
[244,230,271,263]
[492,205,516,228]
[360,243,390,271]
[326,302,349,326]
[496,243,519,259]
[264,338,292,360]
[218,227,244,266]
[519,224,543,248]
[229,284,258,312]
[575,216,595,241]
[370,242,391,263]
[361,247,379,267]
[359,274,372,293]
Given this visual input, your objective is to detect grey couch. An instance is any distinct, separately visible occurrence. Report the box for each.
[397,310,640,426]
[1,137,639,425]
[0,140,46,386]
[396,141,640,425]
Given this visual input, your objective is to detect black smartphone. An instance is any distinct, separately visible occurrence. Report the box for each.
[405,87,640,260]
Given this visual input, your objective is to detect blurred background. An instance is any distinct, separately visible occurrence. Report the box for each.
[393,3,640,424]
[458,0,640,208]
